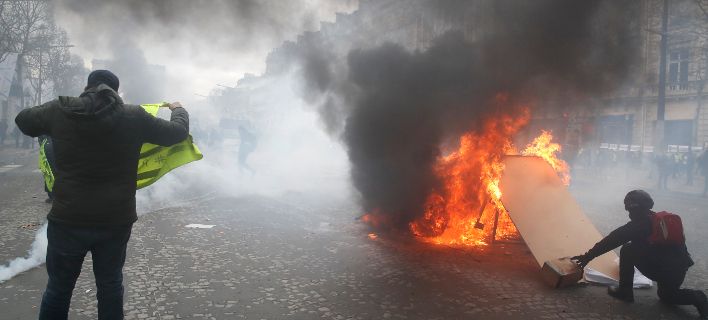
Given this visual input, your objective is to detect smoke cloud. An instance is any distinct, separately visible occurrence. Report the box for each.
[0,224,47,283]
[299,0,641,229]
[0,1,357,283]
[53,0,357,101]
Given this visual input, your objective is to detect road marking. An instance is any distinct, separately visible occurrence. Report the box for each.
[0,164,23,173]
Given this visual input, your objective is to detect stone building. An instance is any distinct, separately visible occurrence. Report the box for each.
[577,0,708,153]
[229,0,708,156]
[350,0,708,153]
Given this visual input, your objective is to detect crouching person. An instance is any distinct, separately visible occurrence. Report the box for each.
[572,190,707,319]
[15,70,189,320]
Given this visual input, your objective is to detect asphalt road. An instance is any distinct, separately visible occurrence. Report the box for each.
[1,146,707,319]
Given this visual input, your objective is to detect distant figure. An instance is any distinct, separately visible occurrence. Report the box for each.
[238,125,257,174]
[656,153,670,190]
[0,118,7,146]
[573,190,707,319]
[15,70,189,319]
[671,153,681,179]
[686,151,695,186]
[699,150,708,197]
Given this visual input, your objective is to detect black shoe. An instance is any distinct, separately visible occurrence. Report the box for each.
[608,286,634,303]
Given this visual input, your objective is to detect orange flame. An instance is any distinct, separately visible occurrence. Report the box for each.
[359,94,571,247]
[406,103,570,246]
[521,130,570,185]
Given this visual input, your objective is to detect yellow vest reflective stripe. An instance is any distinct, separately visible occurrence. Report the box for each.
[39,139,55,192]
[136,103,203,189]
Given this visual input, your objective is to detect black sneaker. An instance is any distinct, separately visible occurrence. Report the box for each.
[607,286,634,303]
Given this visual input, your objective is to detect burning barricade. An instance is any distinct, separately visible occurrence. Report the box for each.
[360,103,624,288]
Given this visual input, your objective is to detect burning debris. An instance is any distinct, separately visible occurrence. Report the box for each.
[300,0,639,245]
[408,109,571,246]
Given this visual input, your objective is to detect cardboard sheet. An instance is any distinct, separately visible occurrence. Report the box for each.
[499,156,619,280]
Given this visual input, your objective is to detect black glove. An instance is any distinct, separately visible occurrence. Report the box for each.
[571,254,591,269]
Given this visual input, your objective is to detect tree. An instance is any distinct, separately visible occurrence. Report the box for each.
[696,0,708,19]
[0,0,17,64]
[24,26,86,101]
[2,0,86,104]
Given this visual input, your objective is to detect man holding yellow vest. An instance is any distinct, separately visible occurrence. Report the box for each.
[15,70,189,320]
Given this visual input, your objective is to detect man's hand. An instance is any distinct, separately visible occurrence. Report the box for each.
[162,102,183,111]
[571,254,591,269]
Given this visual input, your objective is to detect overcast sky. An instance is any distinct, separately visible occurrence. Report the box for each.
[53,0,357,103]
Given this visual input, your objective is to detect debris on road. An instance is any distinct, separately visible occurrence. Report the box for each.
[185,224,215,229]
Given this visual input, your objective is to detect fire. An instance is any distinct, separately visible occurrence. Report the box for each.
[358,94,570,247]
[405,104,570,246]
[522,130,570,185]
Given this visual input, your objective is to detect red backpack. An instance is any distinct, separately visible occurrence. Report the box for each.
[648,211,685,245]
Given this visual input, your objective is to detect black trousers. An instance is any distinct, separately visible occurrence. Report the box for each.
[619,243,704,306]
[39,221,132,320]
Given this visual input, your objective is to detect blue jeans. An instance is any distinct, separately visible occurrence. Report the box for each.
[39,221,132,320]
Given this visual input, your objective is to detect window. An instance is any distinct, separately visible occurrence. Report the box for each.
[668,48,689,89]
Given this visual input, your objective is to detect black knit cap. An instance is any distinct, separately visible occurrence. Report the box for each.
[86,70,119,91]
[624,189,654,211]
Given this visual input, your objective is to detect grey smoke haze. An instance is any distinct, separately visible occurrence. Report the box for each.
[300,0,641,229]
[96,43,165,104]
[1,2,359,283]
[53,0,357,101]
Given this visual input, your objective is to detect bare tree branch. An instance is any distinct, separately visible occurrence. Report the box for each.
[695,0,708,20]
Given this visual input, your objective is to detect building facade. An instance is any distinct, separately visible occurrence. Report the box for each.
[231,0,708,155]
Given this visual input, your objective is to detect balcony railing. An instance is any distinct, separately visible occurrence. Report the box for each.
[665,80,703,94]
[607,80,707,100]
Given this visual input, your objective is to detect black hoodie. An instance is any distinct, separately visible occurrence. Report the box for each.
[15,84,189,226]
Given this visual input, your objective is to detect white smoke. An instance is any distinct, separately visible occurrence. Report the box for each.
[134,70,351,213]
[0,73,351,285]
[1,0,356,281]
[0,224,48,283]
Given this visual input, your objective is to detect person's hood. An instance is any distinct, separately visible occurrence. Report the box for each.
[57,84,124,134]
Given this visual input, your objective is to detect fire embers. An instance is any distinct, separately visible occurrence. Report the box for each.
[365,103,570,247]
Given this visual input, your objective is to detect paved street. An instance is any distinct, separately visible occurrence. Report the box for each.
[1,146,707,319]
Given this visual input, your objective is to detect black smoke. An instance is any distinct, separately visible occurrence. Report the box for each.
[300,0,641,229]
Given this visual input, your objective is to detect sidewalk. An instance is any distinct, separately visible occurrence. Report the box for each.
[0,143,39,167]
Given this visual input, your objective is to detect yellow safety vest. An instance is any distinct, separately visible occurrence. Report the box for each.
[38,103,203,191]
[136,103,203,189]
[39,139,55,192]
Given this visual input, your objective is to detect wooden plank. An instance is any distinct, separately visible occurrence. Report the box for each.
[500,155,619,280]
